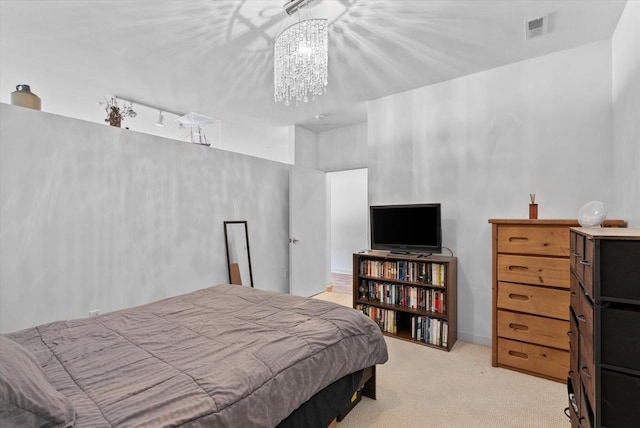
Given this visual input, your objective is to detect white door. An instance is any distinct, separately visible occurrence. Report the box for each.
[289,166,327,297]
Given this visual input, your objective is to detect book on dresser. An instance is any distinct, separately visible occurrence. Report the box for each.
[352,251,457,351]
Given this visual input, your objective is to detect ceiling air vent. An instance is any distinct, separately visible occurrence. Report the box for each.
[524,15,548,40]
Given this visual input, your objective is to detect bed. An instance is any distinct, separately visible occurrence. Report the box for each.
[0,284,388,427]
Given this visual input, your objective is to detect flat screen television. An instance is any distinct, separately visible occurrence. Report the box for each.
[370,203,442,254]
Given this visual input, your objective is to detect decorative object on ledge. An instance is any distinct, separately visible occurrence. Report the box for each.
[11,84,41,110]
[113,95,185,130]
[155,111,165,127]
[99,96,136,128]
[274,0,328,106]
[529,193,538,219]
[577,200,607,227]
[177,112,216,146]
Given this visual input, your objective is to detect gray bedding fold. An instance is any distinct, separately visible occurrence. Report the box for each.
[7,284,388,427]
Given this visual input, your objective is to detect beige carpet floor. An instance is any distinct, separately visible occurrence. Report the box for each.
[313,291,570,428]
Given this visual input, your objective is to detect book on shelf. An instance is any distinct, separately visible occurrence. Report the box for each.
[357,304,397,334]
[410,315,448,347]
[358,280,447,314]
[357,304,448,348]
[360,259,446,285]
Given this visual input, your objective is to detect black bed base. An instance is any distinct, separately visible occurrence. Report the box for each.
[276,366,377,428]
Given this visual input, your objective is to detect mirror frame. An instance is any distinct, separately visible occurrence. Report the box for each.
[223,221,254,287]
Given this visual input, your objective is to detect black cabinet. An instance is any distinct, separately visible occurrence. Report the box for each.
[568,227,640,428]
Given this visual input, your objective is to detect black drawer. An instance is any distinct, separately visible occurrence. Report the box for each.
[601,369,640,428]
[601,305,640,371]
[600,240,640,301]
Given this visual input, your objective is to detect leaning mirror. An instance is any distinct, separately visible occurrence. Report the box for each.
[223,221,254,287]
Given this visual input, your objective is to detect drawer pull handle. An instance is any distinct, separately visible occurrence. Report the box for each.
[579,260,591,266]
[509,323,529,332]
[508,237,529,242]
[577,314,587,323]
[508,350,529,359]
[573,252,581,258]
[508,293,529,301]
[581,367,592,379]
[567,331,573,337]
[507,265,528,272]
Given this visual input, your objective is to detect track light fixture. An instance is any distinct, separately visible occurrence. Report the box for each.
[156,111,164,127]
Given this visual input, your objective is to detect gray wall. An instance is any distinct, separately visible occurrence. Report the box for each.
[297,122,368,172]
[0,104,290,333]
[612,1,640,228]
[367,40,620,345]
[294,126,319,169]
[318,123,368,171]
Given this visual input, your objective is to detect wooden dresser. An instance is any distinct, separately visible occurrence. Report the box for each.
[488,219,625,382]
[568,228,640,428]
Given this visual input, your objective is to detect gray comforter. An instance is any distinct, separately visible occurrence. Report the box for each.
[7,284,388,427]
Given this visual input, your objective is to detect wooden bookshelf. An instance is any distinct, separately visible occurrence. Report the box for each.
[353,251,457,351]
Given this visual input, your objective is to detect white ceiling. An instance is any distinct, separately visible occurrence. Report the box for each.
[0,1,627,133]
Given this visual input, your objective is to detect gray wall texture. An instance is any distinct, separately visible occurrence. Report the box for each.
[1,104,290,333]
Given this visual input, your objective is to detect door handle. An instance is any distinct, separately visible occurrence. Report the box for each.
[289,238,300,244]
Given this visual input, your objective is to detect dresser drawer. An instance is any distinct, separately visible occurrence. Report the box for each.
[601,370,640,428]
[579,383,594,428]
[571,232,581,275]
[570,273,580,313]
[497,282,569,320]
[497,225,569,256]
[601,306,640,371]
[579,329,595,413]
[568,311,578,367]
[497,310,570,350]
[497,337,569,380]
[599,240,640,300]
[568,365,580,420]
[571,232,595,297]
[582,237,594,297]
[575,287,594,351]
[497,254,570,288]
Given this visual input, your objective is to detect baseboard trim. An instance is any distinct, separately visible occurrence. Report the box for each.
[457,332,491,347]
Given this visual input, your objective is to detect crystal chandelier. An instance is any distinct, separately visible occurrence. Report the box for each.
[274,0,328,106]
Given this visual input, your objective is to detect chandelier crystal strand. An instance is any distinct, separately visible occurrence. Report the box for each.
[274,18,328,106]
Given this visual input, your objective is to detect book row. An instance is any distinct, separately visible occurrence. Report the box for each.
[357,304,448,347]
[358,280,446,313]
[412,315,448,347]
[358,305,397,335]
[359,259,446,285]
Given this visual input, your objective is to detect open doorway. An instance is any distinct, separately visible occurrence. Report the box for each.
[328,168,368,294]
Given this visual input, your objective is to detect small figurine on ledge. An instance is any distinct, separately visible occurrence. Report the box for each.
[99,96,136,128]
